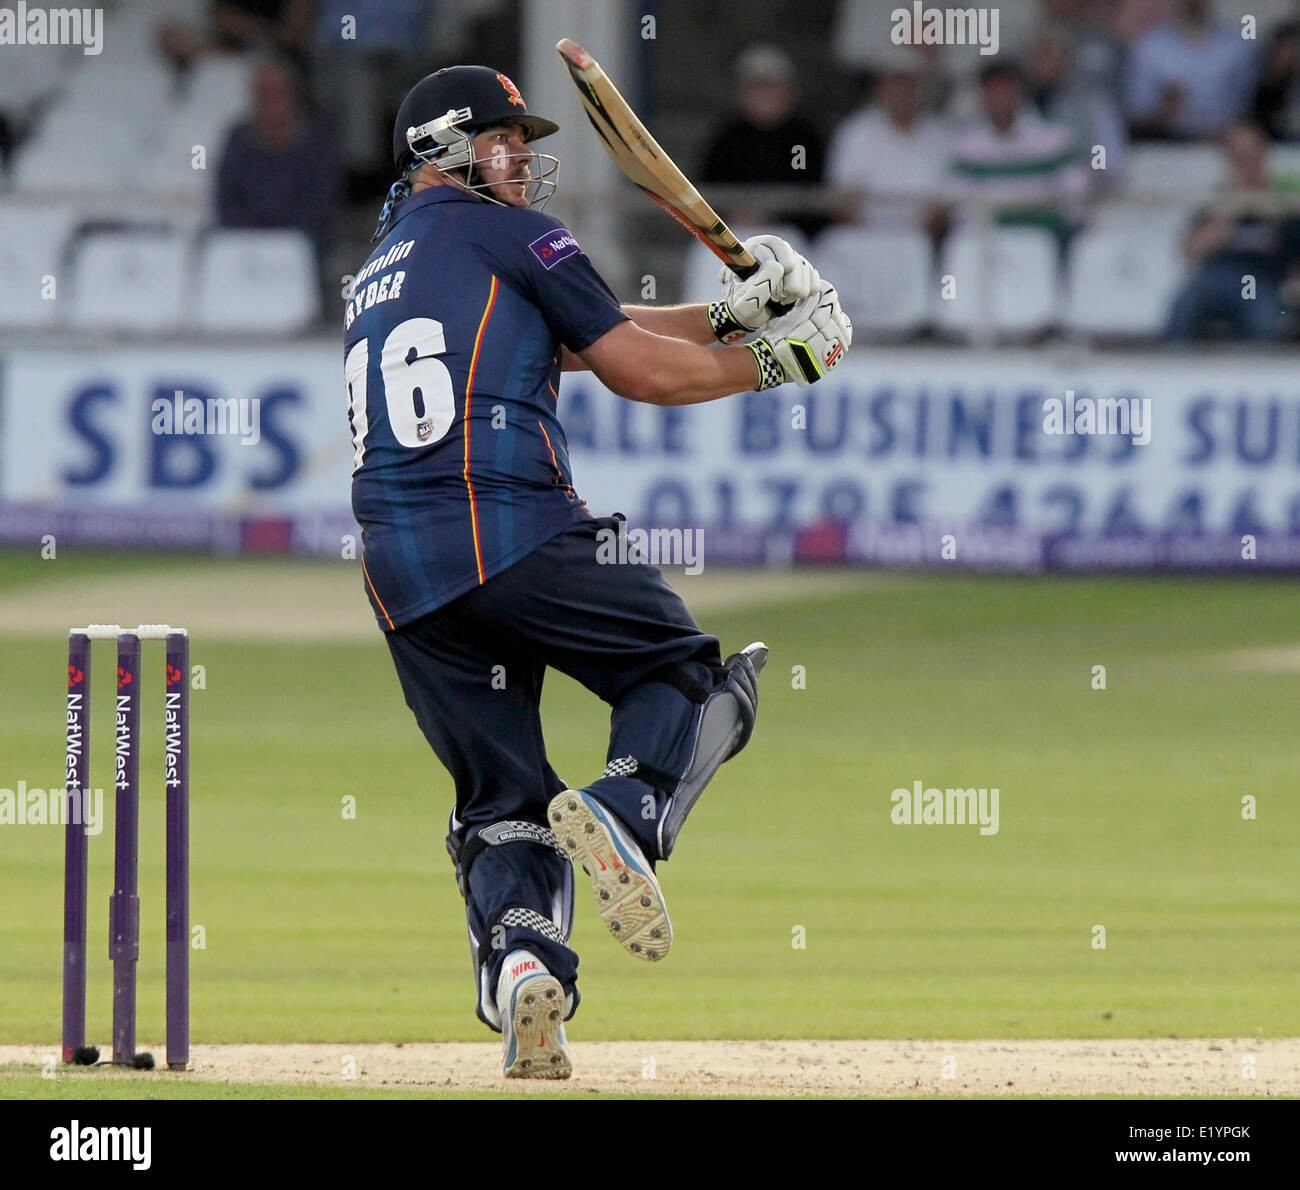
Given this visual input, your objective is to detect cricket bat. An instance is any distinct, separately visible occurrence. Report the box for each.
[556,37,789,307]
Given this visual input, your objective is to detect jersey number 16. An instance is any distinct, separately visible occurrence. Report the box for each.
[345,317,456,472]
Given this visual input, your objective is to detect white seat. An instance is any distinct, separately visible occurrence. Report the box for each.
[935,227,1060,338]
[679,224,810,305]
[14,56,189,198]
[71,231,190,332]
[13,101,145,193]
[1065,225,1185,338]
[1124,144,1226,199]
[1270,144,1300,187]
[0,205,80,327]
[159,56,253,201]
[1090,199,1193,242]
[817,226,930,336]
[194,230,319,333]
[179,56,253,133]
[57,55,173,123]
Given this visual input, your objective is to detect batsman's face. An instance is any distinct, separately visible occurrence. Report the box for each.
[472,122,534,208]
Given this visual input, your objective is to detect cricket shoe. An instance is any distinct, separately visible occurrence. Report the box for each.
[497,950,572,1079]
[548,789,672,961]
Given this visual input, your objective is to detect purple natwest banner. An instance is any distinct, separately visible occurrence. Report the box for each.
[2,345,1299,569]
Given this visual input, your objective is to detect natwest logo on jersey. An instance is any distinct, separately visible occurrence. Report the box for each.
[528,229,581,270]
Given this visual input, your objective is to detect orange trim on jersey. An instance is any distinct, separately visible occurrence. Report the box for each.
[538,421,575,496]
[547,379,558,401]
[463,275,499,585]
[361,556,395,630]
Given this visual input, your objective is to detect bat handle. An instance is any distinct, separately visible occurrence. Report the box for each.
[734,259,793,317]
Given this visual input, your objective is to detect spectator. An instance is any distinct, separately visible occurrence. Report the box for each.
[949,62,1088,240]
[698,44,827,240]
[832,0,1039,86]
[312,0,435,198]
[1125,0,1257,140]
[215,55,339,265]
[1252,21,1300,142]
[826,63,950,237]
[155,0,218,72]
[1026,1,1128,182]
[1166,122,1300,342]
[158,0,313,70]
[0,42,68,173]
[211,0,313,57]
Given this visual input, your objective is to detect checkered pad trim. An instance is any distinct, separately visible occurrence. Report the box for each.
[747,340,786,390]
[603,756,640,779]
[499,907,568,944]
[708,300,749,344]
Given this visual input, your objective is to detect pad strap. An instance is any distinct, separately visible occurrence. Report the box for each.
[602,754,680,794]
[447,819,569,899]
[643,662,717,705]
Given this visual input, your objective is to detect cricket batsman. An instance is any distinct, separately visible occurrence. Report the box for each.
[345,66,851,1078]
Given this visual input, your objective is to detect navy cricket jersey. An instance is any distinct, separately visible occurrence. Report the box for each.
[345,188,628,629]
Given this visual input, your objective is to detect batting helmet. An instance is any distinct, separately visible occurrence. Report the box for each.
[392,65,559,174]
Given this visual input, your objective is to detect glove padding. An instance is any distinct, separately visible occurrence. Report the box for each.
[711,234,820,340]
[747,280,852,388]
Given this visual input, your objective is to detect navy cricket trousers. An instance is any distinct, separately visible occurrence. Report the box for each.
[384,513,722,1026]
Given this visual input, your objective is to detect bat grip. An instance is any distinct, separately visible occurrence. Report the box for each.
[735,260,793,316]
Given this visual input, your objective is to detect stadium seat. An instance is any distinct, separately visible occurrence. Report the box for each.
[57,53,173,123]
[0,205,80,328]
[156,57,255,204]
[935,226,1061,339]
[1064,225,1186,338]
[1270,144,1300,188]
[679,225,810,305]
[70,231,191,333]
[1124,144,1225,199]
[180,56,253,135]
[817,227,931,337]
[11,104,143,194]
[194,230,320,334]
[1090,199,1192,242]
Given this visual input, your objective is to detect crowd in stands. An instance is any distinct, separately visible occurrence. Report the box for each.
[701,0,1300,342]
[0,0,1297,342]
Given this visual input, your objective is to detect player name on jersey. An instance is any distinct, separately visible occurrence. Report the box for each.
[344,239,415,330]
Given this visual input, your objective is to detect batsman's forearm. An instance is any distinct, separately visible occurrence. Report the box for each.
[623,303,716,345]
[635,337,761,406]
[577,318,761,404]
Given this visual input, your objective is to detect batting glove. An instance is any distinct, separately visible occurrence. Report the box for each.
[708,234,820,343]
[745,280,852,389]
[735,234,820,303]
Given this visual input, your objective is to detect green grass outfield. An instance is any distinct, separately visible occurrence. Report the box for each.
[1,553,1297,1050]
